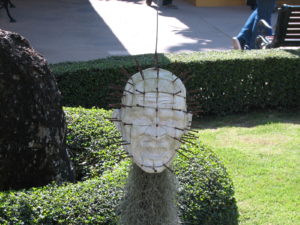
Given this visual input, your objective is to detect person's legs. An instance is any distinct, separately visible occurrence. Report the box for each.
[236,9,257,48]
[250,0,276,49]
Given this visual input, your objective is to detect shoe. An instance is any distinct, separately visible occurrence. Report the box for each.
[146,0,152,6]
[257,19,272,36]
[162,4,178,8]
[232,37,243,50]
[255,35,272,49]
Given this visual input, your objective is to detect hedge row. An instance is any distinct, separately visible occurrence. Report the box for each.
[51,50,300,115]
[64,107,126,181]
[0,108,238,225]
[0,146,237,225]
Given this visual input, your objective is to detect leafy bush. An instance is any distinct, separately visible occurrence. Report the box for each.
[0,108,237,224]
[51,50,300,115]
[65,107,126,181]
[175,142,238,225]
[0,145,237,225]
[0,161,128,225]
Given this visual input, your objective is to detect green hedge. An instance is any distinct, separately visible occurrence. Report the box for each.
[0,163,127,225]
[51,50,300,115]
[175,142,238,225]
[65,107,126,181]
[0,108,237,225]
[0,146,237,225]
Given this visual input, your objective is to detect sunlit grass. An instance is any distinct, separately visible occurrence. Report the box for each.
[194,111,300,225]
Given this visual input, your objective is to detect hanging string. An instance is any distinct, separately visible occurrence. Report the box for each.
[154,0,160,69]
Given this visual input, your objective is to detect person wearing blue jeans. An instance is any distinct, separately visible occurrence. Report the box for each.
[232,0,276,49]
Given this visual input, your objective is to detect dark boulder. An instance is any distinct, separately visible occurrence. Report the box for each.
[0,29,74,191]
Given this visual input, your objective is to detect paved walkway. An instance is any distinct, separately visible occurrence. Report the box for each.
[0,0,276,63]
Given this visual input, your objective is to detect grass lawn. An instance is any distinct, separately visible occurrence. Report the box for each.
[193,111,300,225]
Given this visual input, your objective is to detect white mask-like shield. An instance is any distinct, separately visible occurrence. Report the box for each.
[113,68,192,173]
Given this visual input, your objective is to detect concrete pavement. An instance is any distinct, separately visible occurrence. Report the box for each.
[0,0,276,63]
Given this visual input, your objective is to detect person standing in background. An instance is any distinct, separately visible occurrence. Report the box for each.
[232,0,276,50]
[162,0,177,8]
[246,0,257,10]
[146,0,177,8]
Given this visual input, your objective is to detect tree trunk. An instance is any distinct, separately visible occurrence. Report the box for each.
[0,29,74,191]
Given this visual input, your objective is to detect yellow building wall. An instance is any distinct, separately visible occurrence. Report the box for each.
[187,0,299,7]
[278,0,299,5]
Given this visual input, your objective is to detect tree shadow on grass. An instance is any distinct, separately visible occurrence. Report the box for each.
[192,109,300,129]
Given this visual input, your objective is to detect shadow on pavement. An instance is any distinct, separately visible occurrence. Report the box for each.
[156,2,251,52]
[0,0,128,63]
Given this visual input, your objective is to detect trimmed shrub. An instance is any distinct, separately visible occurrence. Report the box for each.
[175,142,238,225]
[51,50,300,115]
[0,108,237,225]
[0,161,128,225]
[0,144,236,225]
[65,107,126,181]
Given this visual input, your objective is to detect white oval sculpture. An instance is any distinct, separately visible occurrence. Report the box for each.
[113,68,192,173]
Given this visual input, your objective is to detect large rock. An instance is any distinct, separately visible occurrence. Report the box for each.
[0,29,74,191]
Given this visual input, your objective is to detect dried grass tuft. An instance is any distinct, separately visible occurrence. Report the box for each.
[120,163,179,225]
